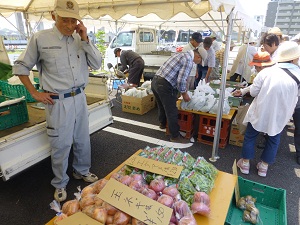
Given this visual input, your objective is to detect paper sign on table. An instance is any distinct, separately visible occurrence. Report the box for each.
[98,179,173,225]
[125,155,183,178]
[57,212,103,225]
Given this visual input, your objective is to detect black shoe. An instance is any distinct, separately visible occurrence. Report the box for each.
[170,135,190,144]
[297,157,300,165]
[159,123,166,129]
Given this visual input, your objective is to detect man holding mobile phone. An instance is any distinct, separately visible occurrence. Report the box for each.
[13,0,102,202]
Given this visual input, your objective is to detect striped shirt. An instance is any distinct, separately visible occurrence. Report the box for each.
[156,50,194,93]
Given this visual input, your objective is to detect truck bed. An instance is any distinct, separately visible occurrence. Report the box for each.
[0,96,103,138]
[0,75,113,181]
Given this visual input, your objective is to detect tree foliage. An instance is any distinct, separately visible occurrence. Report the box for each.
[95,30,106,56]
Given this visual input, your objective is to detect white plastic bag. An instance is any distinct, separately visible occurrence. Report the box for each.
[192,95,207,111]
[200,94,216,112]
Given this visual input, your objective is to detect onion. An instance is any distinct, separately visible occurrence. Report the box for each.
[132,217,146,225]
[191,202,210,216]
[62,199,80,216]
[102,201,118,216]
[94,196,104,207]
[169,211,177,224]
[80,194,96,209]
[110,173,123,181]
[131,174,144,182]
[81,186,94,198]
[178,216,197,225]
[173,200,192,220]
[149,178,166,193]
[93,178,108,194]
[53,213,68,225]
[162,186,179,199]
[106,215,114,224]
[141,187,158,200]
[113,211,131,225]
[157,194,174,208]
[93,206,108,224]
[120,175,133,186]
[129,180,143,192]
[193,192,210,206]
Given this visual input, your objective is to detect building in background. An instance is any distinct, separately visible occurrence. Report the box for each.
[265,0,300,37]
[265,0,279,27]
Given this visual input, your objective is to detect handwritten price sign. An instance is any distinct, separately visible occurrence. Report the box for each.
[125,155,183,178]
[98,179,173,225]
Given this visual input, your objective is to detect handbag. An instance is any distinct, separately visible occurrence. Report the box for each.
[236,103,250,135]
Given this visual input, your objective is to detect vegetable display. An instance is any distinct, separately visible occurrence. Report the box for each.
[50,145,219,225]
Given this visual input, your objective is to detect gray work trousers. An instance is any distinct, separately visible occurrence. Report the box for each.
[46,91,91,189]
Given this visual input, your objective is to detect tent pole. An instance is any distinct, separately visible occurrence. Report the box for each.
[23,12,32,39]
[209,9,234,162]
[240,30,251,83]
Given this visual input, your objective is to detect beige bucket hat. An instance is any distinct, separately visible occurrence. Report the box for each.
[276,41,300,62]
[54,0,81,20]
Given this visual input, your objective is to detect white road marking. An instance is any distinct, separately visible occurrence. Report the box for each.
[103,126,193,149]
[113,116,164,131]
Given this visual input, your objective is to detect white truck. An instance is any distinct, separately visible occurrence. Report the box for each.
[104,27,175,80]
[0,75,113,181]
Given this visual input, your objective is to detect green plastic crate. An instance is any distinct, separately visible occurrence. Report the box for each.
[0,95,29,130]
[0,78,39,102]
[210,81,245,90]
[228,96,243,107]
[225,176,287,225]
[213,93,242,107]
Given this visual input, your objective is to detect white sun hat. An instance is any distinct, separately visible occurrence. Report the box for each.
[275,41,300,62]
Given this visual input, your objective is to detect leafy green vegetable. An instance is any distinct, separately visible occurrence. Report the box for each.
[178,177,197,206]
[187,170,214,194]
[193,157,218,181]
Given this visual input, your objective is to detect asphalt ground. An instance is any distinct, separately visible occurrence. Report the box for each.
[0,94,299,225]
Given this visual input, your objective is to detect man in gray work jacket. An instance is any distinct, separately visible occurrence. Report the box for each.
[114,48,145,86]
[12,0,101,202]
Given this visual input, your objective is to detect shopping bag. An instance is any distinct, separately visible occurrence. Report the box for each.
[236,104,250,135]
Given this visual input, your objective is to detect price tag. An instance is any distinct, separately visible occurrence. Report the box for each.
[125,155,183,178]
[98,179,173,225]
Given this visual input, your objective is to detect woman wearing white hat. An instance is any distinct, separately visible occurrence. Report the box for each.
[237,41,300,177]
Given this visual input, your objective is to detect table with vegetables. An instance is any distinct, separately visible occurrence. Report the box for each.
[46,146,237,225]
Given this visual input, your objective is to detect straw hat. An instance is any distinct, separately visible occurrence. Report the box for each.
[54,0,81,20]
[248,52,275,67]
[276,41,300,62]
[268,27,283,36]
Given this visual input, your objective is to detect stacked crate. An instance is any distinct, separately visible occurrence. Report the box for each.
[0,77,40,102]
[166,110,194,139]
[197,115,231,148]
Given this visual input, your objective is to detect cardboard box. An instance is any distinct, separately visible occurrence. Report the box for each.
[122,94,155,115]
[229,123,244,147]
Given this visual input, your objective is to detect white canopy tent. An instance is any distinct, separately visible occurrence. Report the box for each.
[0,0,261,36]
[0,0,261,160]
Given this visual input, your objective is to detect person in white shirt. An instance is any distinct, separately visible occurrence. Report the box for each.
[195,37,215,86]
[236,41,300,177]
[182,32,203,90]
[229,36,257,82]
[211,36,221,52]
[261,33,280,60]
